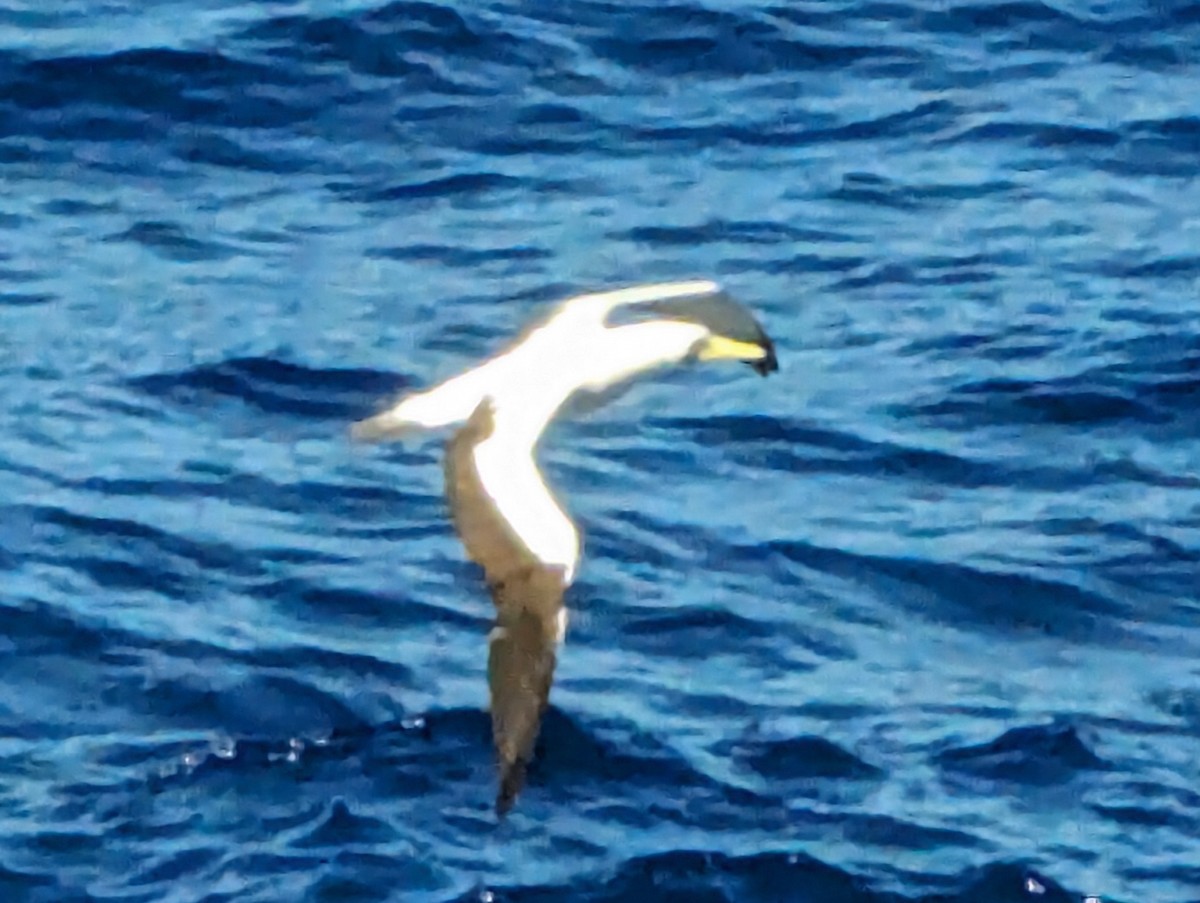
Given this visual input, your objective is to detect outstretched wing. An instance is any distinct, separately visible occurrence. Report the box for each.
[486,568,565,814]
[349,281,726,442]
[445,400,568,814]
[351,356,507,440]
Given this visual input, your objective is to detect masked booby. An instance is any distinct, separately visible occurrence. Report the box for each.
[352,280,777,813]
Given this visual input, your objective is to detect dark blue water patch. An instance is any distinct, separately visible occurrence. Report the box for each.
[1096,253,1200,281]
[1,101,167,147]
[1101,38,1189,69]
[134,672,372,740]
[237,2,576,116]
[0,596,109,662]
[577,513,698,581]
[903,348,1200,430]
[1095,328,1200,366]
[610,220,854,248]
[618,605,781,661]
[479,850,1078,903]
[722,250,871,278]
[309,853,441,903]
[5,48,320,128]
[68,553,192,597]
[1099,144,1200,180]
[128,357,409,423]
[917,1,1102,49]
[511,848,887,903]
[0,291,56,306]
[0,53,359,179]
[0,264,42,283]
[0,259,28,287]
[622,99,962,151]
[532,708,714,793]
[898,322,1074,363]
[0,865,95,903]
[105,221,239,263]
[127,847,225,892]
[39,197,122,216]
[53,471,440,527]
[1080,543,1199,615]
[371,0,570,72]
[1091,798,1200,834]
[793,99,962,145]
[903,377,1164,427]
[589,30,909,78]
[650,414,1083,491]
[580,514,857,651]
[727,734,882,781]
[114,704,753,828]
[950,120,1120,149]
[753,539,1127,641]
[532,0,921,76]
[1118,862,1200,887]
[935,721,1109,785]
[468,115,609,157]
[1146,686,1200,727]
[19,829,107,868]
[1127,115,1200,157]
[26,504,264,582]
[830,172,924,211]
[831,173,1024,210]
[584,442,703,479]
[365,242,553,268]
[842,815,988,855]
[832,260,996,290]
[291,798,396,848]
[0,138,40,163]
[175,133,312,175]
[1041,514,1198,570]
[0,597,414,723]
[927,57,1200,156]
[935,863,1077,903]
[354,171,522,203]
[265,578,482,634]
[114,713,460,800]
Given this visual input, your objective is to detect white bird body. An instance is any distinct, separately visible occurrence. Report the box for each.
[359,283,719,580]
[482,319,713,578]
[352,279,776,813]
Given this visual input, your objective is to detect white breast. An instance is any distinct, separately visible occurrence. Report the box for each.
[461,312,709,584]
[472,402,581,582]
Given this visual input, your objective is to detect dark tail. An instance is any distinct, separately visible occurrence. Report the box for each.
[488,607,559,816]
[496,759,528,816]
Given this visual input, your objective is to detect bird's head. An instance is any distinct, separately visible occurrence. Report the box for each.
[603,281,779,377]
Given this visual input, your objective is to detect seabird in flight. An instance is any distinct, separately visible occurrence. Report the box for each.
[352,280,777,813]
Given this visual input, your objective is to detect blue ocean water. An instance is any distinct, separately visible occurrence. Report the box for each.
[2,0,1199,900]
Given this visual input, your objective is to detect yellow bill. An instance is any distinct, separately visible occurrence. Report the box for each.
[698,335,769,362]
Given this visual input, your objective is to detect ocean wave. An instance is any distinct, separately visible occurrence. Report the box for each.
[129,356,409,422]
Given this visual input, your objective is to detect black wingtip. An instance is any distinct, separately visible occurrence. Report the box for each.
[496,760,527,817]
